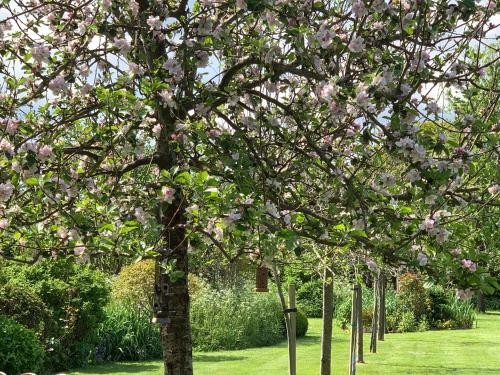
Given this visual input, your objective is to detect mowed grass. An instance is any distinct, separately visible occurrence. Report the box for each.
[72,312,500,375]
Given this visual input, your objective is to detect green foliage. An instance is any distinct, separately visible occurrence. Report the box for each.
[296,309,309,337]
[397,311,417,333]
[0,259,110,370]
[111,260,156,310]
[93,302,162,362]
[0,282,58,343]
[0,314,45,375]
[427,286,455,328]
[296,279,323,318]
[396,273,430,322]
[447,299,476,329]
[190,284,284,351]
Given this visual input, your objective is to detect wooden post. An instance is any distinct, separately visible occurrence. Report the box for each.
[356,283,364,363]
[349,284,359,375]
[370,278,379,353]
[288,284,297,375]
[377,274,386,341]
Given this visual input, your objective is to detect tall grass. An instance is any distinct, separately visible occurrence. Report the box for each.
[190,285,284,351]
[448,298,476,329]
[94,302,161,362]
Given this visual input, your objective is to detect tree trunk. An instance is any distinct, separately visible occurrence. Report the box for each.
[370,278,378,354]
[356,283,364,363]
[153,200,193,375]
[320,267,334,375]
[377,274,386,341]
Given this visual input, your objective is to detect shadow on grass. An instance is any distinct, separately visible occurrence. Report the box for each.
[375,364,500,374]
[485,311,500,316]
[75,363,160,374]
[193,354,247,362]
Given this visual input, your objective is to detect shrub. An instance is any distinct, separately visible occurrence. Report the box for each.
[278,309,309,338]
[94,302,162,362]
[191,284,284,351]
[427,286,455,328]
[397,311,417,332]
[296,309,309,337]
[296,279,323,318]
[0,259,110,370]
[0,282,58,343]
[396,273,430,322]
[111,260,156,311]
[111,260,204,311]
[0,315,45,375]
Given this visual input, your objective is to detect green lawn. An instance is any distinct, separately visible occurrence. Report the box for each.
[72,312,500,375]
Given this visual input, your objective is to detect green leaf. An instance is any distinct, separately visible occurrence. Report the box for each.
[351,229,367,238]
[25,177,38,186]
[174,171,191,185]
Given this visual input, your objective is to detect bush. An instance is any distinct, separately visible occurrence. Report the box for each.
[191,284,284,351]
[427,286,455,328]
[0,315,45,375]
[396,273,430,323]
[397,311,417,332]
[111,260,156,311]
[296,309,309,337]
[111,260,204,311]
[94,302,162,362]
[0,259,110,370]
[296,279,323,318]
[0,282,58,343]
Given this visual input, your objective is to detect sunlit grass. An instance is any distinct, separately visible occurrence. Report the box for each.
[71,312,500,375]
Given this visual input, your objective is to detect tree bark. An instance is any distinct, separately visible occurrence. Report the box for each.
[356,283,364,363]
[370,278,378,354]
[153,199,193,375]
[320,267,334,375]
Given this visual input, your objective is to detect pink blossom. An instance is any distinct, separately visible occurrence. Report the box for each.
[417,252,428,266]
[348,36,365,53]
[147,16,162,30]
[113,38,131,55]
[160,186,175,203]
[0,182,14,202]
[37,145,53,162]
[352,1,367,17]
[31,44,50,64]
[488,184,499,195]
[0,139,14,155]
[0,218,8,229]
[49,75,67,95]
[461,259,477,272]
[160,90,176,108]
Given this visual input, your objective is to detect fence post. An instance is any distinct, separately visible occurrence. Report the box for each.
[288,284,297,375]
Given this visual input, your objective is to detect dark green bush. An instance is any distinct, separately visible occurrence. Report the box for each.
[427,286,455,328]
[0,282,58,343]
[94,302,162,362]
[0,259,110,370]
[296,279,323,318]
[0,315,45,375]
[296,309,308,337]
